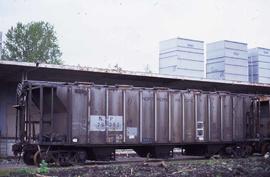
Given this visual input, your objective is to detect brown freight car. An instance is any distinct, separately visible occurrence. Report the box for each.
[12,80,270,166]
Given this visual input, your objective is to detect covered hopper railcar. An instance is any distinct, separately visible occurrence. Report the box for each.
[12,80,270,165]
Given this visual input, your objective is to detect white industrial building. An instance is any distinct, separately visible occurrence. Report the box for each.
[248,47,270,84]
[206,40,249,82]
[159,37,204,79]
[0,32,2,58]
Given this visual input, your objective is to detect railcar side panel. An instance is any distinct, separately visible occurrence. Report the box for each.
[141,90,155,143]
[156,90,169,143]
[170,91,183,143]
[29,89,42,140]
[233,95,244,140]
[107,88,123,144]
[196,93,208,142]
[183,91,195,142]
[125,89,140,144]
[243,95,253,138]
[208,93,221,142]
[40,88,52,139]
[89,87,106,144]
[54,86,68,139]
[71,87,88,144]
[221,93,233,141]
[259,99,270,137]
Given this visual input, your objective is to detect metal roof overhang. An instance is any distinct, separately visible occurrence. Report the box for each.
[0,60,270,94]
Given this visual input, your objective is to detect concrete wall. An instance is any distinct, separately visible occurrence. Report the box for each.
[0,82,17,157]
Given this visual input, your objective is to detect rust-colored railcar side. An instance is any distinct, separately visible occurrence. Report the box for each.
[12,80,270,165]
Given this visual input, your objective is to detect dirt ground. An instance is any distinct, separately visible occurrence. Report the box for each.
[1,156,270,177]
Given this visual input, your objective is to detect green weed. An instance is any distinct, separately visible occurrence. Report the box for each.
[38,160,49,174]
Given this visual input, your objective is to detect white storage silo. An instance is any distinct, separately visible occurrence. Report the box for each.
[206,40,248,82]
[248,47,270,84]
[0,32,2,58]
[159,37,204,78]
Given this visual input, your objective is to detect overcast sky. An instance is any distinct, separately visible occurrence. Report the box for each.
[0,0,269,72]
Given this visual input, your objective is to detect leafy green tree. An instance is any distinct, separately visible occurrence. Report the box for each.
[1,21,62,64]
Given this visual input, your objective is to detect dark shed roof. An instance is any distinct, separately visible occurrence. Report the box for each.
[0,60,270,94]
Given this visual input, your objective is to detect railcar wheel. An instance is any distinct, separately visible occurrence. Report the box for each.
[231,145,252,158]
[241,145,253,157]
[57,152,72,166]
[23,151,35,165]
[204,153,211,159]
[232,146,242,158]
[73,151,87,164]
[33,151,42,166]
[261,143,270,154]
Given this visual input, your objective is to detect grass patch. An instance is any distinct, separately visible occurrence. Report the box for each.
[0,169,11,176]
[15,167,37,175]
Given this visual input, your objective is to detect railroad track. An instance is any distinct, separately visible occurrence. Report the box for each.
[2,154,261,169]
[83,155,206,166]
[0,153,205,169]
